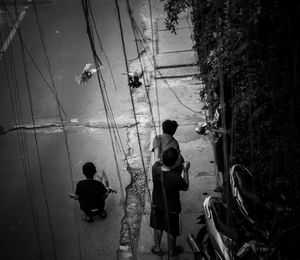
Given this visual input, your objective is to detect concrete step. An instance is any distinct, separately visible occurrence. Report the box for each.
[155,65,200,79]
[155,51,197,69]
[152,77,202,88]
[157,29,194,53]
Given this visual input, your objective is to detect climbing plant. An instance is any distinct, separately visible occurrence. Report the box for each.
[164,0,191,34]
[163,0,300,252]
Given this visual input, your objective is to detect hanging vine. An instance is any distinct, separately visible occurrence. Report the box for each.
[163,0,300,253]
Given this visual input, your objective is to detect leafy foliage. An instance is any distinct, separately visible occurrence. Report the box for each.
[164,0,191,34]
[163,0,300,245]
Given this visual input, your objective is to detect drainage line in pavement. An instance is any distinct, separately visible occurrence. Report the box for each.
[0,122,140,135]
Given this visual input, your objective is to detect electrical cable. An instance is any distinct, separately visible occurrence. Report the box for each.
[127,14,198,252]
[87,3,118,91]
[1,4,43,258]
[128,6,158,136]
[124,0,155,205]
[123,4,195,256]
[114,0,151,228]
[127,5,172,257]
[86,1,150,226]
[148,0,161,135]
[80,2,141,258]
[120,1,177,255]
[123,0,161,240]
[1,14,43,260]
[31,1,83,259]
[80,10,147,259]
[7,2,59,259]
[123,0,167,241]
[89,2,155,240]
[81,0,126,204]
[114,0,149,202]
[2,4,66,117]
[86,14,123,152]
[130,18,204,114]
[83,1,161,256]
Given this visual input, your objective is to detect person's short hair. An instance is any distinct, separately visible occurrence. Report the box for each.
[162,120,178,136]
[162,147,178,167]
[82,162,96,178]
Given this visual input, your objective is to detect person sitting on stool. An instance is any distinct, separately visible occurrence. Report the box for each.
[69,162,108,223]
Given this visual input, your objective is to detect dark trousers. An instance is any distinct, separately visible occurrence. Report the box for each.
[81,201,105,218]
[83,208,104,218]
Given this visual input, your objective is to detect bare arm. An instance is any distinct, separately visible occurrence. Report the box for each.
[152,136,162,165]
[182,161,190,191]
[153,147,159,162]
[68,193,79,200]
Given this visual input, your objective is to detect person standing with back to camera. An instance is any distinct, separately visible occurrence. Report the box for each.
[150,147,190,257]
[151,119,184,174]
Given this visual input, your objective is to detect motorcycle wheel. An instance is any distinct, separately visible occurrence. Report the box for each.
[196,226,217,260]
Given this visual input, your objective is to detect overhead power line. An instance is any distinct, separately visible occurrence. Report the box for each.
[87,3,159,252]
[129,16,204,115]
[2,3,66,117]
[0,6,43,258]
[31,0,83,258]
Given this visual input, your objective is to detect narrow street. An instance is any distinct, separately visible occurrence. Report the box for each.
[0,0,213,260]
[2,0,300,260]
[0,0,150,259]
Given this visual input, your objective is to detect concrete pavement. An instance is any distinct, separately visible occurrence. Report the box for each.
[0,0,141,259]
[0,0,219,259]
[133,4,219,260]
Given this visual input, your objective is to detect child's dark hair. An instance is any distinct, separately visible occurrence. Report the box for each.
[162,147,178,167]
[162,120,178,136]
[82,162,96,178]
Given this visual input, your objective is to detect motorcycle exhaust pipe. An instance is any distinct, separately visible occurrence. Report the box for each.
[186,233,201,254]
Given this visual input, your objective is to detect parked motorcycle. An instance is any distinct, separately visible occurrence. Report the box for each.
[187,164,297,259]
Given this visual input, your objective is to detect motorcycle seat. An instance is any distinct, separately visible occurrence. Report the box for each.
[210,198,240,240]
[234,170,260,214]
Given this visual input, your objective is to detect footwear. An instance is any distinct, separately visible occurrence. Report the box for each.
[184,161,191,172]
[169,245,184,257]
[151,246,163,256]
[83,215,94,223]
[99,209,107,219]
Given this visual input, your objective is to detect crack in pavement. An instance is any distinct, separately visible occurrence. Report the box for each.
[0,121,140,135]
[118,52,154,259]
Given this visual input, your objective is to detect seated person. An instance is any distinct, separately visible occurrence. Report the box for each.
[69,162,108,223]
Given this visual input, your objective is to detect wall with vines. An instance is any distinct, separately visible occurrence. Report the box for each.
[164,0,300,218]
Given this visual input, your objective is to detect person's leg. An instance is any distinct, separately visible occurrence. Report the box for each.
[153,229,163,250]
[167,212,183,257]
[167,233,176,256]
[150,206,164,255]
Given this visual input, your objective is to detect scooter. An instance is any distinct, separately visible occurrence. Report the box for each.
[193,123,298,258]
[187,165,281,260]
